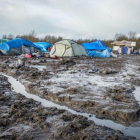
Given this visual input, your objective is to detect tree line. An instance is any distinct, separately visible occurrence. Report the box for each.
[2,30,140,49]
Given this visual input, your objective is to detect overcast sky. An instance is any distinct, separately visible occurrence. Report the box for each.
[0,0,140,39]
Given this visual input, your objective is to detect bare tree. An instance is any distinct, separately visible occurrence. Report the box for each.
[16,35,21,38]
[3,31,140,49]
[128,31,136,40]
[2,34,7,39]
[18,30,39,42]
[7,34,14,40]
[29,30,36,38]
[2,34,14,40]
[114,33,128,41]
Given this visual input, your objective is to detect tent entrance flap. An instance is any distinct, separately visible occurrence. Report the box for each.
[55,44,66,56]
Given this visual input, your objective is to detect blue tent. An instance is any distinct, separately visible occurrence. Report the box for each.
[0,43,10,54]
[107,47,112,52]
[117,47,133,54]
[6,38,37,49]
[34,42,52,52]
[0,38,38,53]
[0,38,48,54]
[81,40,110,57]
[121,47,128,54]
[94,49,110,57]
[82,40,107,51]
[86,50,110,58]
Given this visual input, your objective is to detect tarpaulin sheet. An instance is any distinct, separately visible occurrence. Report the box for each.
[86,49,110,58]
[81,40,107,50]
[0,43,10,54]
[0,38,46,53]
[34,42,52,52]
[117,47,133,54]
[6,38,37,48]
[121,47,128,54]
[107,47,112,52]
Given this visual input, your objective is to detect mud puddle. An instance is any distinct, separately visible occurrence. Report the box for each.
[1,73,140,139]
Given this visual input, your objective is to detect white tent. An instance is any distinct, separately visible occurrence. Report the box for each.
[50,39,87,57]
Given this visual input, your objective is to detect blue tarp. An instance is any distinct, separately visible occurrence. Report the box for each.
[0,38,46,53]
[82,40,110,57]
[117,47,133,54]
[86,49,110,58]
[6,38,37,48]
[81,40,107,50]
[107,47,112,52]
[34,42,52,52]
[0,43,9,53]
[94,49,110,57]
[122,47,128,54]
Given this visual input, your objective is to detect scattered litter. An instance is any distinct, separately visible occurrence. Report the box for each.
[85,69,98,73]
[100,68,118,74]
[50,55,58,59]
[110,52,117,58]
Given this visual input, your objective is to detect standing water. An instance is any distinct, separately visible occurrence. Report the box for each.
[1,73,140,139]
[134,86,140,104]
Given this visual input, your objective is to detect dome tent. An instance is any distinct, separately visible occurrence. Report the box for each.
[0,39,8,44]
[50,39,87,57]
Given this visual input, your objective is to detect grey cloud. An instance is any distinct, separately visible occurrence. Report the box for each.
[0,0,140,39]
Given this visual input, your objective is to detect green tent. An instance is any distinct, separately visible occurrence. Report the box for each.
[0,39,8,44]
[50,39,87,57]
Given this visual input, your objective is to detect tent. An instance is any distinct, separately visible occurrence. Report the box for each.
[81,40,110,57]
[0,43,9,54]
[6,38,37,48]
[117,47,133,55]
[87,49,110,57]
[50,39,87,57]
[0,39,8,44]
[0,38,43,55]
[33,42,52,52]
[82,40,107,50]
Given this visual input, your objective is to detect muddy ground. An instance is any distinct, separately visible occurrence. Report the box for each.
[0,55,140,139]
[0,74,136,140]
